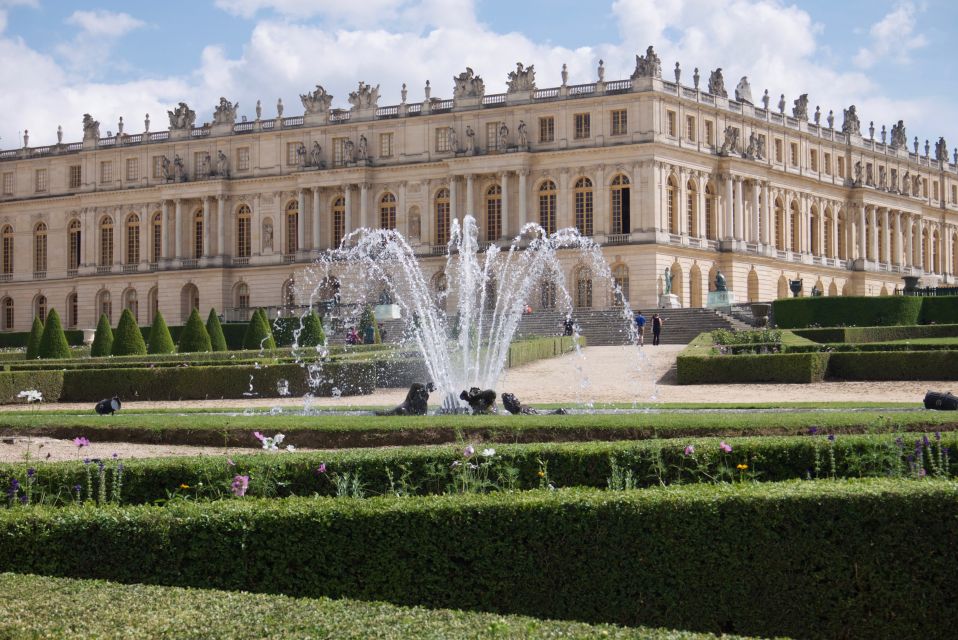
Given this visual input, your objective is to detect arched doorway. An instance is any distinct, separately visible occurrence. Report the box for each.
[777,276,789,299]
[747,269,760,302]
[181,283,199,322]
[689,264,703,308]
[574,265,593,308]
[669,261,684,306]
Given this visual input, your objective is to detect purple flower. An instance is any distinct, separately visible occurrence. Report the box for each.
[315,463,327,474]
[808,427,818,435]
[112,453,118,459]
[719,441,732,454]
[923,435,930,447]
[230,475,249,497]
[226,458,235,467]
[26,468,35,478]
[253,431,265,442]
[463,445,475,458]
[73,484,82,494]
[18,495,26,505]
[827,434,835,442]
[72,437,90,448]
[684,445,695,456]
[944,446,950,456]
[895,437,904,448]
[935,432,941,441]
[83,458,90,465]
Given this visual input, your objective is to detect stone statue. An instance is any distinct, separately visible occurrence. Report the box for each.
[719,125,740,155]
[424,80,431,99]
[22,130,28,147]
[82,114,100,141]
[734,76,752,104]
[309,141,322,167]
[757,135,766,159]
[881,124,887,144]
[348,81,380,110]
[300,85,333,114]
[814,106,821,125]
[401,83,407,103]
[902,170,911,195]
[356,135,368,161]
[841,105,861,136]
[792,94,809,120]
[869,121,875,140]
[198,152,211,178]
[263,221,273,250]
[212,97,238,125]
[517,120,528,147]
[673,61,680,84]
[914,137,919,154]
[715,271,727,292]
[453,68,485,100]
[276,98,284,118]
[343,139,355,163]
[561,63,568,85]
[256,100,262,120]
[216,150,230,178]
[954,148,958,165]
[506,62,536,92]
[924,139,930,157]
[693,67,700,89]
[878,165,887,190]
[865,163,874,187]
[598,59,605,82]
[296,143,307,167]
[144,113,150,132]
[663,267,673,295]
[745,131,763,160]
[56,125,63,144]
[173,155,186,182]
[631,45,662,79]
[778,94,786,115]
[167,102,196,131]
[465,126,476,154]
[853,161,863,186]
[117,117,124,135]
[913,173,921,195]
[935,137,948,163]
[827,110,834,129]
[762,89,770,110]
[707,68,727,97]
[890,168,898,192]
[447,126,458,153]
[161,155,173,181]
[498,123,509,150]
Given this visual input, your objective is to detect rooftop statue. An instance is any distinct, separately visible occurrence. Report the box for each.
[212,97,238,125]
[507,62,536,92]
[81,114,100,141]
[719,125,739,156]
[453,67,485,99]
[300,85,333,114]
[348,82,380,110]
[734,76,752,104]
[631,45,662,79]
[707,68,727,98]
[841,105,861,136]
[935,137,948,163]
[168,102,196,131]
[792,94,809,121]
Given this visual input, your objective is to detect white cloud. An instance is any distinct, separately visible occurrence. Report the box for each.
[55,10,146,79]
[853,2,926,69]
[65,9,145,37]
[0,0,37,34]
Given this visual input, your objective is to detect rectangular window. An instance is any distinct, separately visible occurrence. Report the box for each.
[774,139,783,163]
[435,127,450,152]
[486,123,498,151]
[666,110,676,137]
[952,184,957,204]
[100,161,113,183]
[574,113,591,139]
[933,180,939,200]
[2,172,13,195]
[610,109,627,136]
[286,142,300,166]
[379,133,393,158]
[333,138,347,166]
[838,157,845,178]
[538,116,555,142]
[152,156,165,179]
[35,169,48,193]
[705,120,714,146]
[810,149,818,172]
[125,158,138,182]
[790,143,798,167]
[193,151,208,175]
[236,147,250,172]
[824,152,832,175]
[686,115,696,141]
[69,165,81,189]
[922,178,928,197]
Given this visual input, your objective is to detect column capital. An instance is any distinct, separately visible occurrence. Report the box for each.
[517,168,530,177]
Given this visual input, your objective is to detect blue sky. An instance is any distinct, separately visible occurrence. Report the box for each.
[1,0,956,151]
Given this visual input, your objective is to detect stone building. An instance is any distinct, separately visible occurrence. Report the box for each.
[0,49,955,331]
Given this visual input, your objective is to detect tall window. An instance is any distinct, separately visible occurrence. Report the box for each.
[573,177,593,236]
[193,210,203,259]
[100,161,113,183]
[824,212,834,258]
[1,225,13,274]
[35,169,48,193]
[152,156,165,179]
[686,180,697,236]
[705,185,717,240]
[332,197,345,245]
[235,283,250,309]
[667,177,678,234]
[67,292,78,328]
[574,266,593,308]
[332,138,347,166]
[705,120,714,146]
[124,289,138,321]
[126,214,140,264]
[151,212,162,262]
[610,174,630,234]
[539,116,555,142]
[538,180,557,235]
[69,165,81,189]
[574,113,591,139]
[97,291,112,323]
[33,223,47,273]
[35,295,47,323]
[837,214,847,259]
[99,217,114,267]
[774,199,785,250]
[148,287,159,321]
[126,158,139,181]
[285,200,298,255]
[236,205,251,258]
[68,220,81,270]
[790,201,800,252]
[485,185,502,241]
[611,109,627,136]
[435,127,450,152]
[379,192,396,230]
[666,111,676,137]
[1,297,12,330]
[686,116,696,141]
[236,147,250,172]
[380,133,393,158]
[435,188,450,245]
[485,123,499,151]
[611,264,629,307]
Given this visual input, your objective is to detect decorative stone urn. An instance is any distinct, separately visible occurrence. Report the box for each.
[750,303,771,327]
[788,279,803,297]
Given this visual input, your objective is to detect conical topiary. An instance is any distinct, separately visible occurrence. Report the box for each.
[147,310,175,354]
[297,310,326,347]
[90,313,114,357]
[38,309,72,359]
[25,316,44,359]
[206,308,228,352]
[178,308,212,353]
[243,308,276,350]
[358,304,381,344]
[112,308,147,356]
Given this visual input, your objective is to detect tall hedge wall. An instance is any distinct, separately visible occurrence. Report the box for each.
[0,480,954,639]
[772,296,924,328]
[920,296,958,324]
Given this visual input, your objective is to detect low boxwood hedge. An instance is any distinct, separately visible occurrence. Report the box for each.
[677,351,829,383]
[827,350,958,380]
[0,480,954,639]
[793,323,958,344]
[0,370,63,404]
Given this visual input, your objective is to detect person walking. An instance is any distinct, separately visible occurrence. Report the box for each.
[651,313,664,346]
[635,311,646,346]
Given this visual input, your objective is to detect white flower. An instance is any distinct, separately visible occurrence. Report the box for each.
[463,445,475,458]
[285,445,296,452]
[450,460,461,468]
[274,433,285,444]
[481,448,496,458]
[17,389,42,403]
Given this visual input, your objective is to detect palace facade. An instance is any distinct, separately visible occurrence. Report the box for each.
[0,49,956,331]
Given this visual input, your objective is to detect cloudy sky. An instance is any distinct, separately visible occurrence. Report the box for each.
[1,0,955,152]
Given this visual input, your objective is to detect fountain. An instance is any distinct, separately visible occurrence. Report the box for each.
[296,215,639,411]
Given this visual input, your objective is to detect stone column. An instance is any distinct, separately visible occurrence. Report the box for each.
[857,204,866,261]
[500,171,509,239]
[344,185,353,234]
[160,201,170,259]
[217,196,226,257]
[696,174,707,239]
[113,208,123,266]
[359,183,369,231]
[139,204,150,266]
[594,165,606,236]
[750,181,760,242]
[881,208,890,264]
[449,176,458,223]
[174,199,183,259]
[893,211,902,266]
[203,197,211,258]
[311,187,321,250]
[904,215,913,267]
[761,182,771,245]
[558,170,570,229]
[518,169,528,230]
[297,189,306,251]
[678,168,689,235]
[723,174,733,239]
[868,206,878,261]
[465,174,475,218]
[733,177,744,240]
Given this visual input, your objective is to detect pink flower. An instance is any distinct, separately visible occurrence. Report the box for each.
[684,445,695,456]
[463,445,475,458]
[316,463,327,474]
[253,431,265,442]
[230,475,249,497]
[719,441,732,454]
[72,437,90,448]
[226,458,235,467]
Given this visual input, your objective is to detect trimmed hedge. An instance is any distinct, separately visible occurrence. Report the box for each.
[112,309,147,356]
[37,309,71,360]
[0,370,63,404]
[178,309,212,353]
[0,480,955,639]
[678,351,829,384]
[90,314,114,357]
[0,329,84,349]
[507,335,583,367]
[147,311,175,354]
[24,316,43,360]
[774,295,958,329]
[206,309,228,352]
[793,323,958,344]
[244,308,276,350]
[921,296,958,324]
[827,350,958,380]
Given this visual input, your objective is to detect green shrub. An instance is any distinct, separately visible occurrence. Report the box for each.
[111,309,147,356]
[147,311,175,354]
[24,317,43,360]
[89,314,114,357]
[244,309,276,350]
[358,305,380,344]
[827,350,958,380]
[677,351,829,384]
[919,296,958,324]
[206,309,228,352]
[0,370,63,403]
[178,309,212,353]
[710,328,783,345]
[296,311,326,347]
[0,480,955,640]
[773,296,923,329]
[793,323,958,344]
[37,309,71,360]
[507,336,583,368]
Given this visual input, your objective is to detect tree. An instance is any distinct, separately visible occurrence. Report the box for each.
[297,310,326,347]
[38,309,72,359]
[358,304,381,344]
[112,308,147,356]
[25,316,44,359]
[206,308,228,351]
[90,314,114,357]
[178,308,212,353]
[243,308,276,350]
[147,310,175,354]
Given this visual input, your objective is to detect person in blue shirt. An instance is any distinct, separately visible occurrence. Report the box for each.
[635,311,646,346]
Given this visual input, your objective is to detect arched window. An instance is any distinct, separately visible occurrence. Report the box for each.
[538,180,557,235]
[611,264,629,307]
[705,184,717,240]
[774,198,785,250]
[124,289,138,322]
[33,223,47,273]
[126,214,140,264]
[99,216,114,267]
[837,211,847,259]
[68,219,82,271]
[431,271,448,312]
[282,278,296,306]
[1,297,13,330]
[148,286,159,321]
[485,185,502,242]
[574,266,593,308]
[574,177,594,236]
[666,176,678,235]
[435,188,450,245]
[96,290,111,322]
[285,200,298,255]
[789,201,800,253]
[540,281,557,309]
[332,196,345,245]
[34,295,47,324]
[150,212,162,263]
[610,174,630,235]
[236,205,251,258]
[931,230,940,273]
[234,282,250,309]
[67,292,78,328]
[1,225,12,274]
[379,192,397,230]
[180,283,199,322]
[686,180,697,237]
[193,209,203,259]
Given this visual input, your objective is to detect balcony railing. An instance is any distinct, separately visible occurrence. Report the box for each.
[605,233,630,245]
[32,271,46,280]
[96,265,112,274]
[123,264,139,273]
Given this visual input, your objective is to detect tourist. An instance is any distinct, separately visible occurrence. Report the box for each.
[563,315,575,336]
[635,311,646,346]
[651,313,664,346]
[346,326,359,345]
[524,304,533,315]
[378,322,387,342]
